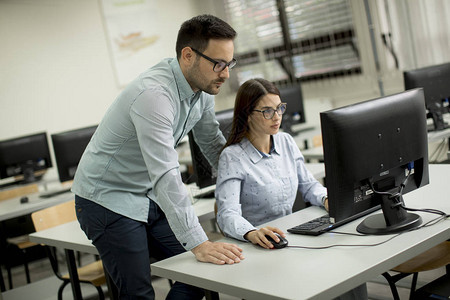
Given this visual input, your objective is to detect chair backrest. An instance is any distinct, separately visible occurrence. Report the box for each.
[31,200,76,232]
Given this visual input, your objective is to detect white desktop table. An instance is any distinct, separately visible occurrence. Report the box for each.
[0,191,74,222]
[428,126,450,143]
[151,164,450,300]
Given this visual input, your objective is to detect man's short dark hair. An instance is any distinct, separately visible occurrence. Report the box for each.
[176,14,236,59]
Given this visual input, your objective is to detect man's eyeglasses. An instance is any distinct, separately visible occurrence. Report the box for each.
[253,103,287,120]
[191,47,237,73]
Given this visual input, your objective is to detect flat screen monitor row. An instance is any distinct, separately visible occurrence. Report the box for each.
[0,125,97,186]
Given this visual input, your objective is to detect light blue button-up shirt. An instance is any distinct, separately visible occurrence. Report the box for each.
[72,58,225,250]
[215,132,327,241]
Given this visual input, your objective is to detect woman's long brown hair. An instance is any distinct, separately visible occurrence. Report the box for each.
[223,78,280,151]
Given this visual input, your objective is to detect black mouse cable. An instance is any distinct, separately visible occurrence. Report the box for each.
[286,214,447,250]
[285,233,400,250]
[399,205,449,218]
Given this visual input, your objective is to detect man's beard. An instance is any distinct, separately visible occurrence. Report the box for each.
[187,63,224,95]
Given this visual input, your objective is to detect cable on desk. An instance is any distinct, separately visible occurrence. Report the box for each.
[286,213,448,250]
[286,233,400,250]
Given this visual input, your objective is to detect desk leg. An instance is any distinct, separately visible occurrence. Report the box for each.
[65,249,83,300]
[0,266,5,292]
[204,290,220,300]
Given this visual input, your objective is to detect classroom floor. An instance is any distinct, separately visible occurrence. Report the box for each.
[1,227,447,300]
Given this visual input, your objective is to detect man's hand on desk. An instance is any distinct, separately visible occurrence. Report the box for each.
[191,240,244,265]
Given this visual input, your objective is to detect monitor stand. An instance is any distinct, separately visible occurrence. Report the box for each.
[356,192,422,235]
[428,109,449,132]
[22,167,37,183]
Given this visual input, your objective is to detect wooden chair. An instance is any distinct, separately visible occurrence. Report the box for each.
[381,241,450,300]
[31,200,106,300]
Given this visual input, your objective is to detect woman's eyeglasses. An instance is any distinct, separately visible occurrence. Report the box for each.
[191,47,237,73]
[253,103,287,119]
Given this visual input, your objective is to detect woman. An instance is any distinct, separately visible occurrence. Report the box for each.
[215,78,368,300]
[215,78,328,249]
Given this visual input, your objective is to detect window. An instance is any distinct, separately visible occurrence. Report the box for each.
[224,0,361,86]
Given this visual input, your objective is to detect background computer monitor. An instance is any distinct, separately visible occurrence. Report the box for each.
[188,109,234,189]
[0,132,52,185]
[320,88,429,235]
[403,62,450,131]
[278,84,306,135]
[51,125,97,183]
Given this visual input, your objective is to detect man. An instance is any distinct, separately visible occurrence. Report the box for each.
[72,14,244,299]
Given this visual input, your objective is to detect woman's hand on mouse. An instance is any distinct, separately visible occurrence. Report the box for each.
[244,226,285,249]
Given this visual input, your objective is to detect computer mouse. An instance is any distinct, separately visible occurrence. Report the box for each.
[20,196,29,204]
[265,233,288,249]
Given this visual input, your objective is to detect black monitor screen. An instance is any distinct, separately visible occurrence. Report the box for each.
[0,132,52,184]
[279,84,306,135]
[321,88,429,235]
[51,125,97,183]
[404,62,450,131]
[188,109,234,189]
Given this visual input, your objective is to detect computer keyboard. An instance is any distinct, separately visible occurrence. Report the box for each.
[288,206,382,236]
[287,215,334,236]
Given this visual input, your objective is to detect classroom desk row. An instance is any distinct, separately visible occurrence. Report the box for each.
[0,190,73,222]
[28,164,449,300]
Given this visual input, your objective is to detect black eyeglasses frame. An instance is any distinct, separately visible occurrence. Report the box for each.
[190,47,237,73]
[253,103,287,120]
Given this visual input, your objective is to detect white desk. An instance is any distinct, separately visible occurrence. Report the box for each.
[0,191,74,222]
[428,126,450,144]
[151,164,450,300]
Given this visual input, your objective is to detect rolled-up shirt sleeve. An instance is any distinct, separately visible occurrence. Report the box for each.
[130,89,208,250]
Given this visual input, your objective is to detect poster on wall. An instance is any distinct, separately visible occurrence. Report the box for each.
[100,0,161,87]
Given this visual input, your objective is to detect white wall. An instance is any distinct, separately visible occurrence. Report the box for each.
[0,0,216,142]
[0,0,217,182]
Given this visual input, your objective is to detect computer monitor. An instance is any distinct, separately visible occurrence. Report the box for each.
[403,62,450,131]
[51,125,97,183]
[188,109,234,189]
[0,132,52,185]
[320,88,429,235]
[278,84,306,135]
